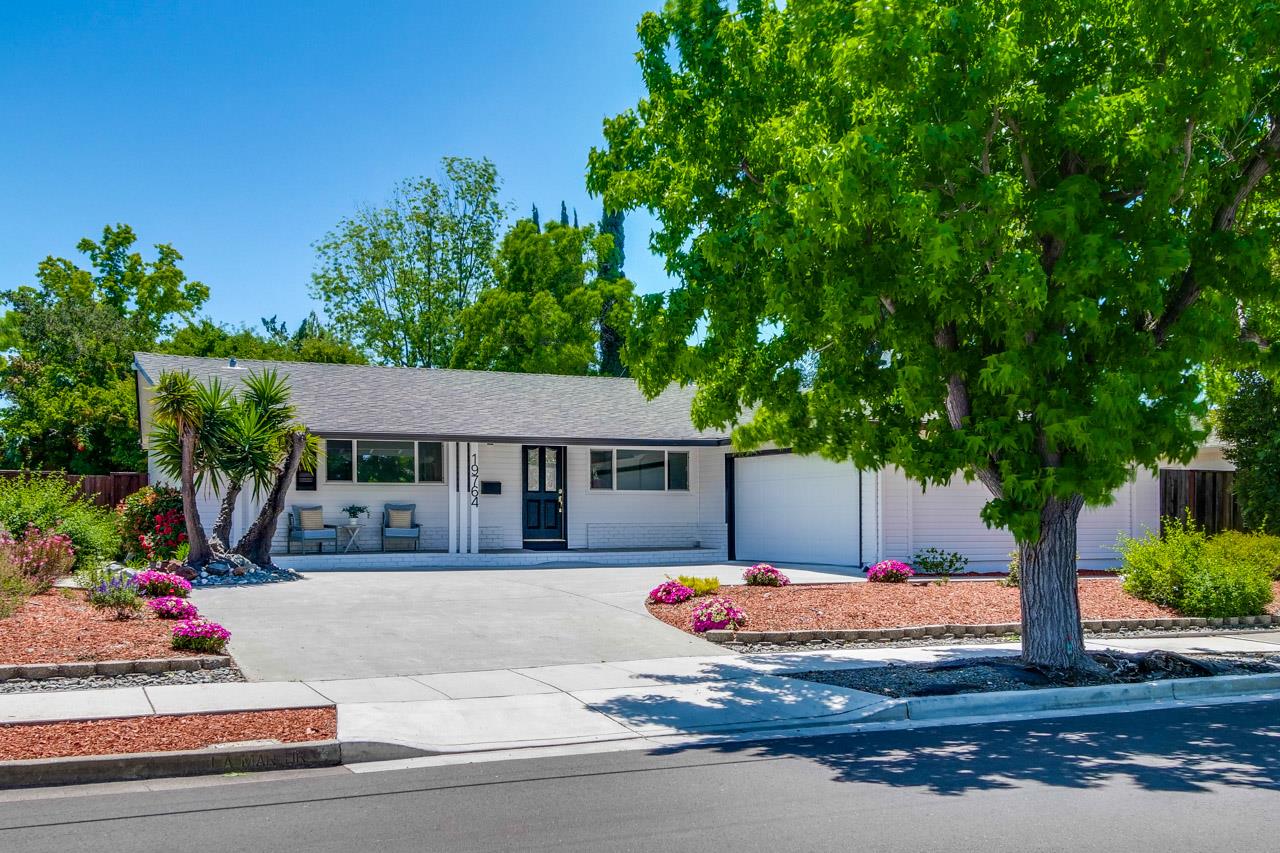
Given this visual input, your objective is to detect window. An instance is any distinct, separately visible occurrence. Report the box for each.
[667,452,689,491]
[589,449,691,492]
[326,440,353,482]
[589,450,613,490]
[417,442,443,483]
[356,440,415,483]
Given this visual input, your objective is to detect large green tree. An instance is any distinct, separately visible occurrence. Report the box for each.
[589,0,1280,670]
[164,312,368,365]
[0,225,208,473]
[452,219,633,375]
[310,157,506,367]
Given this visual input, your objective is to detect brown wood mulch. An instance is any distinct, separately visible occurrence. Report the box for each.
[647,580,1280,634]
[0,708,337,761]
[0,592,210,665]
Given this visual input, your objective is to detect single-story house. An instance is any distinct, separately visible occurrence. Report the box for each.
[132,353,1236,570]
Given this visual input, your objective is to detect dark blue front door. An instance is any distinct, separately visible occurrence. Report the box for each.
[523,446,565,549]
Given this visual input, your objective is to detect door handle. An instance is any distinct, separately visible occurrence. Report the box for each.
[557,488,564,511]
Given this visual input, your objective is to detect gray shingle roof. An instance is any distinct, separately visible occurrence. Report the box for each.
[133,353,728,445]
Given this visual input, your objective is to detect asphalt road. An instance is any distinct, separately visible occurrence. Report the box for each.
[2,700,1278,853]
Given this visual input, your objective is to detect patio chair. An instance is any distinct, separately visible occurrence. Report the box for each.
[287,505,338,554]
[382,503,422,552]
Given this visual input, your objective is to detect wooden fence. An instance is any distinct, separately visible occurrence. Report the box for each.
[1159,469,1243,534]
[0,470,148,509]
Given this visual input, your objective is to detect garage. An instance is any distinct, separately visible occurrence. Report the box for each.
[730,452,862,566]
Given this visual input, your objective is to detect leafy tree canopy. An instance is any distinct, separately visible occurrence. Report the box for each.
[1216,371,1280,533]
[309,157,507,368]
[452,219,633,375]
[588,0,1280,669]
[164,312,367,365]
[0,225,209,473]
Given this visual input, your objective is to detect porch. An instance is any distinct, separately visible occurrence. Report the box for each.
[272,545,729,572]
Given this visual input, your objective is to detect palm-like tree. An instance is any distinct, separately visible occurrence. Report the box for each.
[149,371,222,565]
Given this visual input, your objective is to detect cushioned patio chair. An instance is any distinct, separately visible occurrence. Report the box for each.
[287,505,338,554]
[382,503,422,552]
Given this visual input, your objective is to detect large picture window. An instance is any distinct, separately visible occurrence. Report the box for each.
[324,438,445,484]
[589,450,690,492]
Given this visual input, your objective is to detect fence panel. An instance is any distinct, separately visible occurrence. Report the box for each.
[1158,469,1243,534]
[0,470,148,509]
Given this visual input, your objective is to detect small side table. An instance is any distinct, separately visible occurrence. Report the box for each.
[340,523,363,553]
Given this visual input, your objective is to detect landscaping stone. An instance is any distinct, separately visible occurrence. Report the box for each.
[204,561,231,577]
[190,562,300,588]
[173,565,198,581]
[0,667,245,695]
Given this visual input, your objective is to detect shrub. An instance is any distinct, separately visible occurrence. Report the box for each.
[912,547,969,576]
[999,551,1020,588]
[148,595,199,620]
[117,485,186,562]
[0,525,76,592]
[743,564,790,586]
[0,567,33,619]
[0,473,121,571]
[691,597,747,632]
[87,572,142,620]
[1205,531,1280,579]
[1119,519,1275,617]
[132,570,192,598]
[171,618,231,654]
[1117,520,1206,608]
[648,579,695,604]
[676,575,721,596]
[867,559,914,583]
[1179,558,1274,618]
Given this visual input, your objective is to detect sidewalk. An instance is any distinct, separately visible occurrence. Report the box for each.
[2,632,1278,754]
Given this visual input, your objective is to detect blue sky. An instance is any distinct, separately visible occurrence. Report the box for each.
[0,1,670,329]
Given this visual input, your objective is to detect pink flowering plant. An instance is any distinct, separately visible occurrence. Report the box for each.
[0,525,76,592]
[743,563,790,587]
[147,595,199,620]
[648,579,695,604]
[171,618,231,654]
[133,570,192,598]
[691,597,747,632]
[867,560,914,583]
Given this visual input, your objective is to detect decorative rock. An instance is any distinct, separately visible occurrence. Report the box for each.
[231,564,248,576]
[229,554,253,568]
[174,564,198,581]
[205,561,231,577]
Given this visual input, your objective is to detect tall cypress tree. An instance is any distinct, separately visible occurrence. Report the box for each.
[597,208,627,376]
[531,203,541,232]
[559,200,570,226]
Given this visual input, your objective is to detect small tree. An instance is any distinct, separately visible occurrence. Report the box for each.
[1216,370,1280,533]
[149,372,219,565]
[588,0,1280,671]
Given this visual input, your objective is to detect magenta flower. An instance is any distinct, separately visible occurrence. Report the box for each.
[133,570,192,598]
[648,579,695,604]
[147,596,199,620]
[691,597,747,632]
[743,564,791,586]
[867,560,914,583]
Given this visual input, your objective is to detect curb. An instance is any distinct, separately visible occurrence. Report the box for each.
[0,656,231,682]
[0,738,432,790]
[703,613,1280,644]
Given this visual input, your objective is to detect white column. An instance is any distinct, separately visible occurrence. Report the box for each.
[447,441,458,554]
[467,442,481,554]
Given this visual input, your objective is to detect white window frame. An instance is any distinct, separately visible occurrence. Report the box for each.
[589,448,691,492]
[322,438,446,486]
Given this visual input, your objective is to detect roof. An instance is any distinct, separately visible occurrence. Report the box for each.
[133,353,729,446]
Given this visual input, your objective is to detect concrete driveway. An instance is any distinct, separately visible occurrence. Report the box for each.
[192,562,859,682]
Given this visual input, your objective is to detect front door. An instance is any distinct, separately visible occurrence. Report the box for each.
[523,445,566,549]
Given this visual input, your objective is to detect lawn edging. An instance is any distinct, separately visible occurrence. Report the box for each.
[0,655,230,681]
[702,613,1280,644]
[0,738,432,789]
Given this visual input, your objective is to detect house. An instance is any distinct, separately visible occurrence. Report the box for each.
[132,353,1235,570]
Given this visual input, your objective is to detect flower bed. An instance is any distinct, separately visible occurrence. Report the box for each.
[0,592,220,664]
[645,579,1280,635]
[0,708,335,761]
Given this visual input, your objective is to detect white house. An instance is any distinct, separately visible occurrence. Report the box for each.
[133,353,1234,570]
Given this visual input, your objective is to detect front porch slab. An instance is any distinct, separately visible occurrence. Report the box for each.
[272,546,728,572]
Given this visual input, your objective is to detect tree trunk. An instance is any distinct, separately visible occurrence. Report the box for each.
[233,433,305,566]
[209,479,243,553]
[1018,494,1092,671]
[179,427,212,565]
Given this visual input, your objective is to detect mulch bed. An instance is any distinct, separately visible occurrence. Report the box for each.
[0,708,336,761]
[648,580,1280,634]
[0,592,210,665]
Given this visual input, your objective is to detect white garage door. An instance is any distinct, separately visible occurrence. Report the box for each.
[734,453,860,566]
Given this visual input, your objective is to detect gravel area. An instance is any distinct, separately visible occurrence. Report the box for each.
[0,708,336,761]
[648,579,1280,634]
[0,592,220,665]
[0,666,246,694]
[788,653,1280,698]
[191,563,301,588]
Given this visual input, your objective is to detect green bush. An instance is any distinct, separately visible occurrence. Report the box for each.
[1118,519,1275,617]
[1179,557,1274,618]
[84,570,142,620]
[0,474,121,571]
[1205,531,1280,579]
[676,575,721,596]
[0,567,33,619]
[913,547,969,576]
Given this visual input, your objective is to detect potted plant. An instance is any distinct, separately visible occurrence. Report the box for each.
[340,504,368,528]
